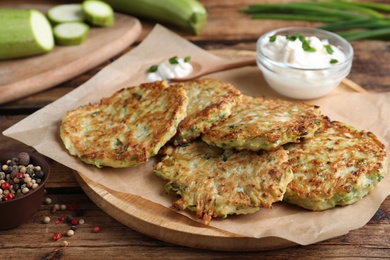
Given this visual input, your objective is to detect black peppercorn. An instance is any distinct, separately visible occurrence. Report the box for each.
[13,184,20,191]
[34,170,45,179]
[4,165,13,174]
[65,215,73,223]
[70,225,78,231]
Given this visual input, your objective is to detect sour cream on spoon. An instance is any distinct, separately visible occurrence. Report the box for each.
[147,56,193,82]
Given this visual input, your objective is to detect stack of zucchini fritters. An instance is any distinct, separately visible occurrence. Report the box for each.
[60,79,388,225]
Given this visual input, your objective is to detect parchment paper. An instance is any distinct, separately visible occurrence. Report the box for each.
[3,25,390,245]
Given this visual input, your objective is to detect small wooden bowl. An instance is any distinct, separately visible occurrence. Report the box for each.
[0,149,50,230]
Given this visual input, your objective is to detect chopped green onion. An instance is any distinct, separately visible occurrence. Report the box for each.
[286,33,316,52]
[302,41,316,52]
[147,55,191,73]
[269,35,277,42]
[147,65,158,72]
[330,59,339,64]
[324,44,334,55]
[169,56,179,64]
[286,35,296,41]
[286,33,306,43]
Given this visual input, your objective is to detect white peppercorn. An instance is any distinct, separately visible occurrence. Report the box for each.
[66,230,74,237]
[45,197,52,205]
[43,216,51,224]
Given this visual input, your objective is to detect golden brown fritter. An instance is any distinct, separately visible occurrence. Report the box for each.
[155,141,293,225]
[202,95,326,151]
[284,121,388,210]
[172,78,242,145]
[60,80,188,168]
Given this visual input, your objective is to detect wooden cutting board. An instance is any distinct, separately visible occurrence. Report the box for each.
[0,4,142,105]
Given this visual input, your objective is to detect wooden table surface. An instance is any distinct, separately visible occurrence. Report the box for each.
[1,0,390,259]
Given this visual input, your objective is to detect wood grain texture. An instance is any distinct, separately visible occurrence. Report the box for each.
[0,5,142,105]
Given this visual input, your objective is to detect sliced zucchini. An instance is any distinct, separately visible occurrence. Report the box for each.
[53,22,90,46]
[47,4,85,24]
[82,0,115,27]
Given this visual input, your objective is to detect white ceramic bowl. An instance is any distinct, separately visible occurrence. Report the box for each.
[256,27,354,99]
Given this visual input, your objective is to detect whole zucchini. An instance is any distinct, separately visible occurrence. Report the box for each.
[0,8,54,60]
[102,0,207,35]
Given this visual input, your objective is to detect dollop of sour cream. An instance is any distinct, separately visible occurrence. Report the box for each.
[147,56,193,82]
[261,35,346,69]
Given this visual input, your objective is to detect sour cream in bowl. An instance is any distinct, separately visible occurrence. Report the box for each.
[257,27,353,99]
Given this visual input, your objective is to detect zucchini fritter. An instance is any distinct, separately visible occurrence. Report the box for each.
[60,81,188,168]
[172,78,242,145]
[202,95,326,151]
[284,121,388,210]
[155,141,293,225]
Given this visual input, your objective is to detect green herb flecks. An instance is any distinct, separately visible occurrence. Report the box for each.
[286,33,300,41]
[330,59,339,64]
[148,56,191,74]
[115,138,123,147]
[324,44,334,54]
[147,65,158,73]
[169,56,179,64]
[269,35,277,42]
[286,33,317,52]
[301,40,316,52]
[91,111,99,117]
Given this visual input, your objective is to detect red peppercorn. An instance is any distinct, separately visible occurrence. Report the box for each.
[1,182,10,190]
[71,218,79,226]
[5,193,14,201]
[17,172,24,179]
[92,226,101,233]
[53,232,62,241]
[55,216,65,224]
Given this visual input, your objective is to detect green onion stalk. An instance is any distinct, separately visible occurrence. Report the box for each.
[240,0,390,41]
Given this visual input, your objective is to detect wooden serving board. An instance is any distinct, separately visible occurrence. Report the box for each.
[74,173,297,251]
[73,50,367,251]
[0,4,142,105]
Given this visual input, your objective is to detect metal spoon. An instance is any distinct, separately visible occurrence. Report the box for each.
[170,57,257,82]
